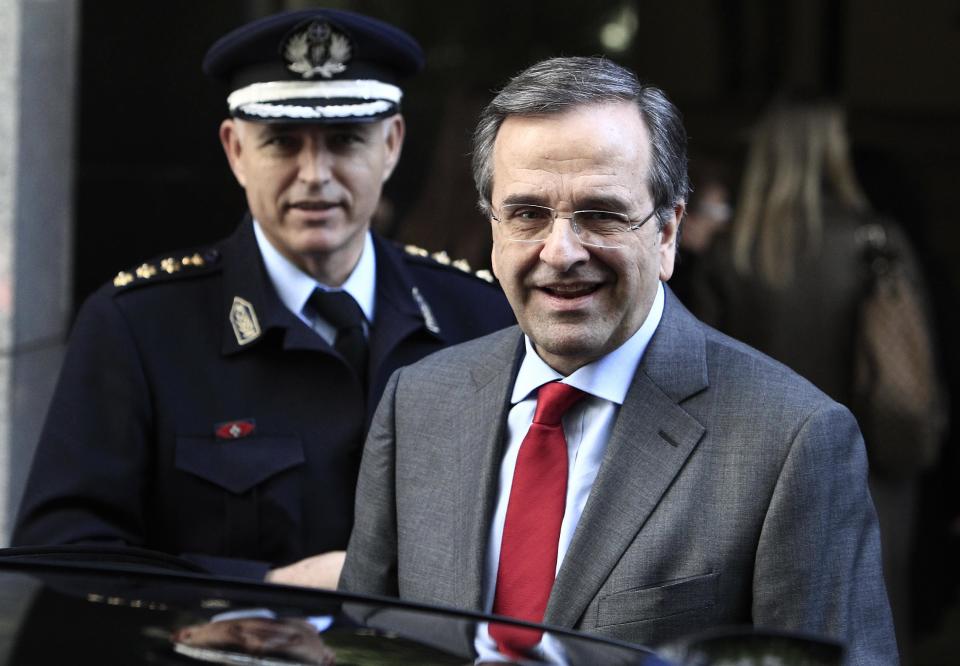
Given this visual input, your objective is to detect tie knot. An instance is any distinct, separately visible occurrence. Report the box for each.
[309,289,364,331]
[532,382,585,426]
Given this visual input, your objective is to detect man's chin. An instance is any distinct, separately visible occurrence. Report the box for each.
[292,228,363,257]
[529,330,608,374]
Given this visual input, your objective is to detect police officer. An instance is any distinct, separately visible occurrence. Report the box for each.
[12,9,514,586]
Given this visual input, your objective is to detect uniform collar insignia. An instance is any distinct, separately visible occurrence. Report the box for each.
[230,296,262,345]
[283,20,352,79]
[410,286,440,334]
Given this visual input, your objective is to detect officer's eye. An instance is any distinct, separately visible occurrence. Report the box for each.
[327,131,366,151]
[261,134,301,152]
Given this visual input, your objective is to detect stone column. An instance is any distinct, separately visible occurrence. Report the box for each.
[0,0,78,543]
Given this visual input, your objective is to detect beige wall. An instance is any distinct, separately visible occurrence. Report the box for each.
[0,0,78,543]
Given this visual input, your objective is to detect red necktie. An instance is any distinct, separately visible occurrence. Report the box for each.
[490,381,586,658]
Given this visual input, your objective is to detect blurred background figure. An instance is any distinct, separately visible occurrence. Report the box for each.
[669,155,734,305]
[690,98,948,664]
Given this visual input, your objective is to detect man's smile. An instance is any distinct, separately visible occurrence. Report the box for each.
[286,199,340,211]
[538,281,602,298]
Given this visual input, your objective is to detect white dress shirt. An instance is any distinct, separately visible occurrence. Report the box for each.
[475,282,665,661]
[253,221,376,343]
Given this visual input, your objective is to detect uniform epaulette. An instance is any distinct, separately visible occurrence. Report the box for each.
[111,248,222,291]
[402,244,496,284]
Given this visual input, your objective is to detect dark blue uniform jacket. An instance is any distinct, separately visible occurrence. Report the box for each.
[12,218,515,578]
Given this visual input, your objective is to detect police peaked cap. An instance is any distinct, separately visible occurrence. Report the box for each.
[202,9,424,123]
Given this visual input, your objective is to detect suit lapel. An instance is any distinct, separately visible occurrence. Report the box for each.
[454,328,524,611]
[545,289,709,627]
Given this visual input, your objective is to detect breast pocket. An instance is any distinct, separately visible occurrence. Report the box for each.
[597,571,719,628]
[172,434,306,560]
[175,434,304,494]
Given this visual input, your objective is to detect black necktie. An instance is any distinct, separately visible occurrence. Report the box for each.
[309,289,368,384]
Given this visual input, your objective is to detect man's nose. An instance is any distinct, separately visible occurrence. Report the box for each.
[298,142,332,184]
[539,216,590,270]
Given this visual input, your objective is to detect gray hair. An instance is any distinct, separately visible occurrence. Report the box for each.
[472,56,689,229]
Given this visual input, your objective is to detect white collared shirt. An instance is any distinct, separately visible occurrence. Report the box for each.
[253,221,376,344]
[475,282,665,661]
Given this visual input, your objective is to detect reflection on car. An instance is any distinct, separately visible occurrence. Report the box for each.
[0,546,842,665]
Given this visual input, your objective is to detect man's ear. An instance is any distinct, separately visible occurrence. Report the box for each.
[219,119,247,188]
[658,202,685,281]
[380,115,405,183]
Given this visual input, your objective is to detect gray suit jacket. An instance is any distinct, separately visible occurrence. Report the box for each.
[340,289,897,665]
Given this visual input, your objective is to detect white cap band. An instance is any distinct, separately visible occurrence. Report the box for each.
[227,79,402,113]
[239,100,394,119]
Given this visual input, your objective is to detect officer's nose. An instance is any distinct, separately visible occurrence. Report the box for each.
[298,140,332,186]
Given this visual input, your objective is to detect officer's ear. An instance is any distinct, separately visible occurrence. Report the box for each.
[219,118,248,188]
[380,114,405,184]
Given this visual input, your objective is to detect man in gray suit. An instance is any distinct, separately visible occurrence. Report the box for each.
[340,57,897,664]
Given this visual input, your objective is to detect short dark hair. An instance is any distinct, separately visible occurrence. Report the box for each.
[472,56,689,229]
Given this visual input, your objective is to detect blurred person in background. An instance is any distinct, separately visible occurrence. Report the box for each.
[668,155,733,305]
[690,97,947,663]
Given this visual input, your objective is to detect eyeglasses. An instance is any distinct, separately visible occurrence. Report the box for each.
[491,203,657,248]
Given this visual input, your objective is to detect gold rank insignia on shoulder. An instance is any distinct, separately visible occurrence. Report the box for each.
[230,296,261,345]
[410,286,440,334]
[403,245,495,282]
[136,263,157,280]
[112,253,211,288]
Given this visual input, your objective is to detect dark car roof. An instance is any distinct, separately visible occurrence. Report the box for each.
[0,545,843,665]
[0,546,666,665]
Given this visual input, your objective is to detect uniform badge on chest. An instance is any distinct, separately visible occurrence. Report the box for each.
[215,419,257,440]
[230,296,262,345]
